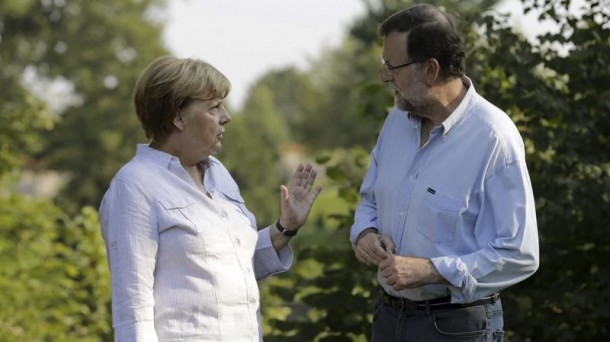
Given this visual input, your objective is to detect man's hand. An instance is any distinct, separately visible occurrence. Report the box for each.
[355,230,395,266]
[378,255,447,290]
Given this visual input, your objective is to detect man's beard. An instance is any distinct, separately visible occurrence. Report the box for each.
[394,89,425,113]
[395,94,416,112]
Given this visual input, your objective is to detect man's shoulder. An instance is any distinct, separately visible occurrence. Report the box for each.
[468,95,526,161]
[470,95,520,136]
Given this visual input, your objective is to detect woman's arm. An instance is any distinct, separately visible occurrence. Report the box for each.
[100,179,159,342]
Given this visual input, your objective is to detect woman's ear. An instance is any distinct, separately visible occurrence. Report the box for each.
[172,111,185,131]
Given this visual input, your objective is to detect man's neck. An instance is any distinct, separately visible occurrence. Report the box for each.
[425,77,467,127]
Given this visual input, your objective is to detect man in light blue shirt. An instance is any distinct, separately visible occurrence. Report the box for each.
[350,4,539,341]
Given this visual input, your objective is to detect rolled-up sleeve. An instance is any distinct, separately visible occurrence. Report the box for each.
[100,179,159,342]
[253,227,293,280]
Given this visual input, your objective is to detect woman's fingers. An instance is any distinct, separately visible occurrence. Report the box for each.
[292,163,317,190]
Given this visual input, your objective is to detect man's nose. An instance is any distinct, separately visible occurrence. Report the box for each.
[379,69,393,83]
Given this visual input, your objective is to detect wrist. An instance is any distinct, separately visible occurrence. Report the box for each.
[426,259,448,284]
[356,227,378,244]
[276,220,298,237]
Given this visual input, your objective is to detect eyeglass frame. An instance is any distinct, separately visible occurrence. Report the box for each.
[381,58,421,73]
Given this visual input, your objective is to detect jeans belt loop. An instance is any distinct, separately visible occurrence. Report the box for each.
[490,292,498,305]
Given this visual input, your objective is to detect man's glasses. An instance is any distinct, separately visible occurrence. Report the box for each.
[381,59,420,73]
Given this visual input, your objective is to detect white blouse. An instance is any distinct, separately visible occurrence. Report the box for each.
[100,145,292,341]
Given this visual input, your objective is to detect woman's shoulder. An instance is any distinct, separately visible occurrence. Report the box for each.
[110,156,163,189]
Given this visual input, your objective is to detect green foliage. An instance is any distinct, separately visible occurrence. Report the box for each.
[0,0,169,213]
[247,67,323,144]
[467,0,610,340]
[0,198,111,341]
[303,38,387,150]
[219,85,292,225]
[262,148,375,341]
[0,0,58,184]
[263,246,375,342]
[0,86,54,186]
[1,0,165,338]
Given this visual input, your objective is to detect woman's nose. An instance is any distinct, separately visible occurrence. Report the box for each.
[221,108,231,125]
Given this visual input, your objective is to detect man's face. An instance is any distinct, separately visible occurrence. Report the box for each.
[380,31,429,114]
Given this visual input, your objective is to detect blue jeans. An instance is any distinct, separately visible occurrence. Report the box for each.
[371,297,504,342]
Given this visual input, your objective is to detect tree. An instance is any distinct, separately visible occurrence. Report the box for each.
[467,0,610,340]
[1,0,169,339]
[0,200,111,341]
[219,85,292,225]
[262,148,375,341]
[1,0,169,213]
[303,38,387,150]
[0,0,58,188]
[248,67,323,144]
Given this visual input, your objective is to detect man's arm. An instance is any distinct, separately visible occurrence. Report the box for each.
[431,162,539,302]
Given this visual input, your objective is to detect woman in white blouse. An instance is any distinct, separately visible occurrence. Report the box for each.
[100,56,322,341]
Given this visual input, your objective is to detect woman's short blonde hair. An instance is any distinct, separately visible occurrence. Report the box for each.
[133,56,231,143]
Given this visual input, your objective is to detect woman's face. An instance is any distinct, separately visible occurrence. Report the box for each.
[178,97,231,160]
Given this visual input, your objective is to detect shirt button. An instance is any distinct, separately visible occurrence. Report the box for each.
[235,238,241,246]
[249,297,256,303]
[219,209,228,218]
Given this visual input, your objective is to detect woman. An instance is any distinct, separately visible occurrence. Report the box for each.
[100,56,321,341]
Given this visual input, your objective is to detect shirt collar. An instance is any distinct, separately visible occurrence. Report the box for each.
[135,144,220,169]
[136,144,176,168]
[440,76,475,138]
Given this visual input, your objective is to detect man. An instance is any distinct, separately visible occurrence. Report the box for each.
[350,4,539,341]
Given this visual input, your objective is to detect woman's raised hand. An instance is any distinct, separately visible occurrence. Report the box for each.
[278,163,322,232]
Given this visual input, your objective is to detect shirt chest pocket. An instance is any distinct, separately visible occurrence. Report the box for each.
[219,189,257,228]
[158,198,200,233]
[417,190,464,244]
[158,198,207,254]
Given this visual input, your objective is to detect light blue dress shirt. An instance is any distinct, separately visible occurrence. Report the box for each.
[100,145,292,341]
[351,77,539,303]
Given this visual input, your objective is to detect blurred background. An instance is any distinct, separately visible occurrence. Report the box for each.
[1,0,608,340]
